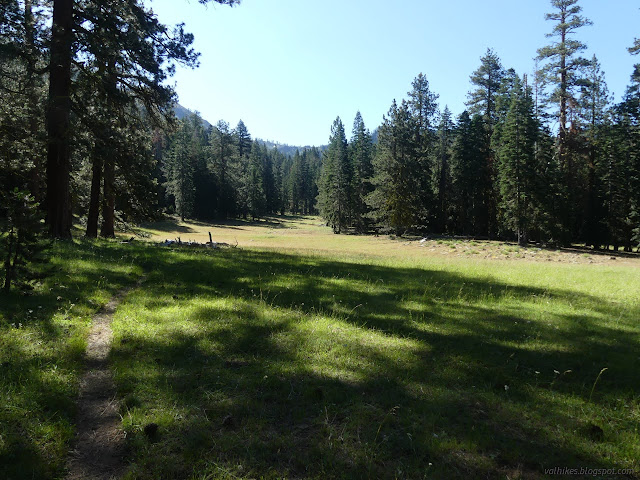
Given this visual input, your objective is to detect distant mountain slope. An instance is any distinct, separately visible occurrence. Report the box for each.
[173,103,212,129]
[256,139,327,157]
[173,103,328,155]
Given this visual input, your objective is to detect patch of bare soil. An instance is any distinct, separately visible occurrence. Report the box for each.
[415,239,640,266]
[65,283,140,480]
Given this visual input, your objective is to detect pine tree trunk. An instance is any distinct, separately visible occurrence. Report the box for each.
[100,66,117,238]
[86,153,103,238]
[100,155,115,237]
[25,0,43,205]
[518,229,528,247]
[3,227,14,291]
[46,0,73,238]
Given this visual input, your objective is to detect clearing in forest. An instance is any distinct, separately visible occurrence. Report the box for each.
[1,215,639,479]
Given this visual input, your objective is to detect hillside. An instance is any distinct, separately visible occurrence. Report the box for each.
[173,103,327,156]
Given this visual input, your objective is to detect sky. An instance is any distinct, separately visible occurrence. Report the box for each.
[146,0,639,147]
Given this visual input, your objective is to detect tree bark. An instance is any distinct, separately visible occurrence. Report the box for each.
[46,0,74,238]
[3,227,14,291]
[100,65,117,238]
[24,0,43,204]
[100,154,115,237]
[86,150,103,238]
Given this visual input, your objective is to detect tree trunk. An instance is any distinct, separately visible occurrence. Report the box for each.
[3,227,14,291]
[86,151,103,238]
[24,0,43,205]
[100,65,117,238]
[100,154,115,237]
[518,229,528,247]
[46,0,73,238]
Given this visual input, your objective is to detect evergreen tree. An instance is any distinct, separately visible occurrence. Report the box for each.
[303,147,322,214]
[164,119,196,220]
[467,51,507,236]
[407,74,439,228]
[612,44,640,249]
[243,144,266,219]
[537,0,592,243]
[235,119,252,158]
[532,126,564,243]
[0,1,48,289]
[537,0,592,154]
[433,107,454,233]
[261,146,278,215]
[368,101,419,235]
[467,48,505,127]
[349,111,374,232]
[450,111,486,235]
[494,77,539,246]
[208,120,237,217]
[44,0,239,237]
[318,117,352,233]
[579,56,611,248]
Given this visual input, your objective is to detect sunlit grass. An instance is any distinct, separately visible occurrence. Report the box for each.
[109,239,639,479]
[0,240,144,479]
[1,217,639,479]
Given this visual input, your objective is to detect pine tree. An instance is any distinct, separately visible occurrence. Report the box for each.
[613,44,640,249]
[349,112,374,232]
[433,107,454,233]
[537,0,592,155]
[260,145,278,215]
[302,148,322,214]
[368,101,419,235]
[0,1,48,289]
[450,111,485,235]
[243,144,266,219]
[579,56,611,248]
[532,126,564,243]
[44,0,239,237]
[467,48,505,127]
[407,74,439,228]
[537,0,592,243]
[318,117,352,233]
[164,119,196,220]
[494,76,539,246]
[467,50,507,237]
[235,120,252,158]
[208,120,237,217]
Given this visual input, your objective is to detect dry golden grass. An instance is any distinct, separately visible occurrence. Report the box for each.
[140,214,640,267]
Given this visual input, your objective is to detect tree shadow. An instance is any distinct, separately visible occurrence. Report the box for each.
[0,240,146,480]
[140,218,195,234]
[110,248,640,479]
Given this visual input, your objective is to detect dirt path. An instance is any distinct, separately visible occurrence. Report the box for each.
[65,282,141,480]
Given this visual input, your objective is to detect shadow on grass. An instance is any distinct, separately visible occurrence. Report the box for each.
[0,240,148,480]
[140,218,196,234]
[111,247,640,479]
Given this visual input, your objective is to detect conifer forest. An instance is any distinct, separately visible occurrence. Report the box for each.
[2,2,640,479]
[1,0,639,258]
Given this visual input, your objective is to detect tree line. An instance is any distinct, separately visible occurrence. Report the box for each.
[159,115,322,221]
[0,0,238,289]
[318,0,640,249]
[1,0,639,290]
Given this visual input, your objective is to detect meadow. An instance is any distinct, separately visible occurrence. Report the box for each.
[1,216,639,479]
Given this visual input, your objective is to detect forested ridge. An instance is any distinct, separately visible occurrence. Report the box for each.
[1,0,639,288]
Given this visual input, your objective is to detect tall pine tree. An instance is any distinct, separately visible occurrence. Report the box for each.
[349,112,374,232]
[318,117,352,233]
[494,76,539,246]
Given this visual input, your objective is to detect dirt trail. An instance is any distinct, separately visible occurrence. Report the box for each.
[65,282,140,480]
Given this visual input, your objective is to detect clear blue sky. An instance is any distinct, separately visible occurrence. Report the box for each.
[146,0,639,146]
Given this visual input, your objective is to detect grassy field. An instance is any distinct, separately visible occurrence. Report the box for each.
[2,216,639,479]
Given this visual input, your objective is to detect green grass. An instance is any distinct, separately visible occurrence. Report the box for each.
[1,218,639,479]
[0,240,145,479]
